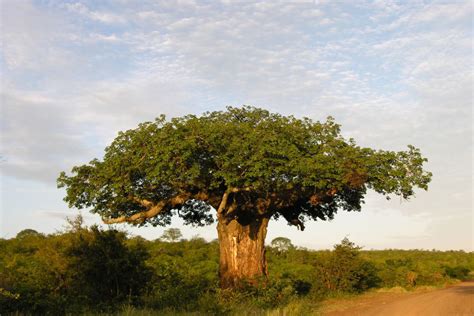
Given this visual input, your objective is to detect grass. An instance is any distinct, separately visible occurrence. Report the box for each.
[79,282,463,316]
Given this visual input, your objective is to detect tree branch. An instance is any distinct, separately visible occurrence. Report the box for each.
[103,194,190,224]
[288,218,305,231]
[229,187,252,193]
[217,187,252,215]
[132,197,154,208]
[103,200,167,224]
[217,190,231,215]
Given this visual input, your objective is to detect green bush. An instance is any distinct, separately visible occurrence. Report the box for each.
[141,234,219,312]
[66,226,152,312]
[315,238,380,293]
[444,265,470,280]
[0,222,152,314]
[0,232,69,314]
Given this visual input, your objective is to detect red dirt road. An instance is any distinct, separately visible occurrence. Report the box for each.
[324,281,474,316]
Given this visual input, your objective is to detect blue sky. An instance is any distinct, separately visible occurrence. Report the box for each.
[1,0,472,250]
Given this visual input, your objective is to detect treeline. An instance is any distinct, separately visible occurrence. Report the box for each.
[1,219,472,315]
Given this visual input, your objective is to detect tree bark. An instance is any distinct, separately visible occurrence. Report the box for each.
[217,214,269,288]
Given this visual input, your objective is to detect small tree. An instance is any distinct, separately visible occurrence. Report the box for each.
[320,238,379,292]
[160,228,183,242]
[271,237,294,253]
[15,229,41,239]
[66,226,151,309]
[58,106,431,288]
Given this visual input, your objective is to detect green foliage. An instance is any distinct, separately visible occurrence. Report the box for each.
[16,228,42,239]
[66,226,152,311]
[58,106,432,228]
[444,265,470,280]
[287,238,381,294]
[160,228,183,242]
[270,237,295,253]
[320,237,380,293]
[0,223,151,314]
[2,228,471,315]
[142,236,219,312]
[362,249,474,287]
[0,229,68,314]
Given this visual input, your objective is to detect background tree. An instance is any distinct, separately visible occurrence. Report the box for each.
[160,228,183,242]
[58,106,431,288]
[15,229,42,239]
[271,237,295,253]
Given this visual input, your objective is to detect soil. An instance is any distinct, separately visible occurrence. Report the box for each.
[322,281,474,316]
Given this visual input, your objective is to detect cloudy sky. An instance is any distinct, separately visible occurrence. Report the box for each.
[1,0,472,250]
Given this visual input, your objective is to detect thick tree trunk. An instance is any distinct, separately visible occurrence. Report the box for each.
[217,215,269,288]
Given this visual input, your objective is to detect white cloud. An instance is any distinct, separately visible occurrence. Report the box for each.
[88,33,121,42]
[0,88,90,183]
[64,2,127,24]
[405,2,471,25]
[0,1,74,71]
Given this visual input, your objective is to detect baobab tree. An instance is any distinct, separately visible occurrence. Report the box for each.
[58,106,431,288]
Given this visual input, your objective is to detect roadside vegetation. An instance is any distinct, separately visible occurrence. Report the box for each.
[1,218,472,315]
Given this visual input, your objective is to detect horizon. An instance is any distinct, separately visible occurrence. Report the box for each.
[1,0,472,251]
[3,208,472,253]
[6,219,472,253]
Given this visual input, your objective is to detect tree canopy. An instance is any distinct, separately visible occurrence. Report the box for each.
[160,228,183,242]
[58,106,431,230]
[271,237,295,253]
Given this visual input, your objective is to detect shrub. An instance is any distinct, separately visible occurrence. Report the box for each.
[317,238,380,293]
[444,266,470,280]
[65,226,152,312]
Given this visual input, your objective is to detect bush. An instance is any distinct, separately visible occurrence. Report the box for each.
[0,232,69,314]
[141,235,218,312]
[66,226,152,312]
[316,238,380,293]
[0,222,152,314]
[444,266,470,280]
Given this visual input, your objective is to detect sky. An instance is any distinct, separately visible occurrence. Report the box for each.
[1,0,472,251]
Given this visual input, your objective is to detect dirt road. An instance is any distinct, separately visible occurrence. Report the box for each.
[324,281,474,316]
